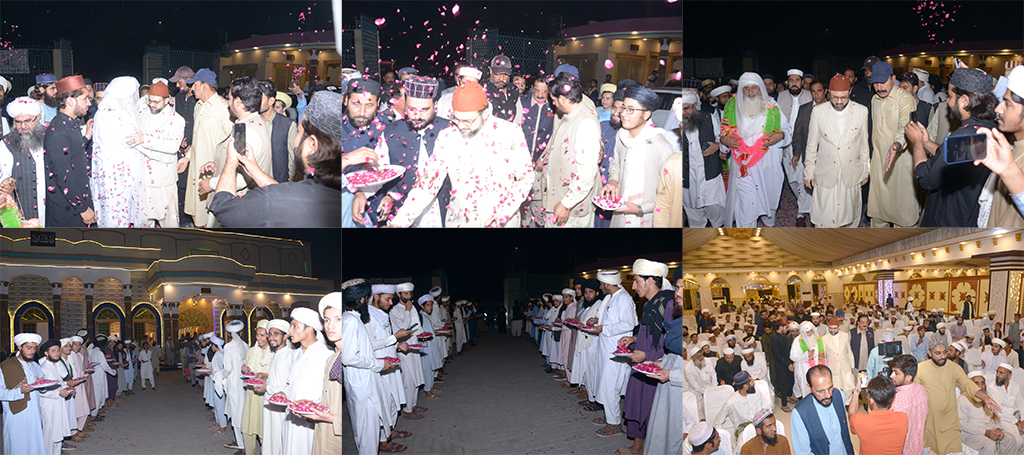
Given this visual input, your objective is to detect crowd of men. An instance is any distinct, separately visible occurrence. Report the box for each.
[680,292,1024,455]
[340,57,683,228]
[0,67,343,228]
[340,260,684,455]
[681,56,1024,228]
[174,296,342,455]
[0,331,164,455]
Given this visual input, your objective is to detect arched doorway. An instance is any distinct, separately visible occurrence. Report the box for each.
[129,303,162,346]
[93,303,126,338]
[14,301,55,342]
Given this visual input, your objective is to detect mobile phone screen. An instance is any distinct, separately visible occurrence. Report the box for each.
[944,133,987,165]
[858,370,868,388]
[910,111,918,124]
[233,123,246,155]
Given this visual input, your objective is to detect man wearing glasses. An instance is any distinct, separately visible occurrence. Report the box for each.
[802,74,869,228]
[391,81,534,227]
[136,81,185,227]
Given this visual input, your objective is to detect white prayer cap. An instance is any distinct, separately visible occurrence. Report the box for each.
[729,79,739,85]
[552,295,564,302]
[151,77,169,86]
[698,341,710,350]
[633,259,668,278]
[70,336,83,344]
[0,76,9,92]
[902,325,913,332]
[266,319,290,334]
[787,321,799,330]
[936,322,947,329]
[6,96,41,118]
[210,336,224,348]
[688,346,701,357]
[723,347,734,355]
[418,294,434,305]
[913,68,929,81]
[787,69,804,77]
[931,309,938,313]
[291,307,323,331]
[811,312,821,317]
[968,370,985,379]
[125,340,134,345]
[597,270,622,286]
[561,288,574,296]
[680,89,698,105]
[429,286,442,298]
[710,86,730,97]
[1007,65,1024,99]
[459,66,483,80]
[993,338,1007,347]
[441,296,450,302]
[60,337,73,346]
[741,347,754,355]
[13,332,41,346]
[542,294,552,302]
[688,422,714,446]
[958,340,970,352]
[395,282,414,293]
[999,363,1014,372]
[226,320,245,333]
[110,335,120,341]
[881,330,896,342]
[372,284,396,295]
[256,320,269,330]
[724,334,736,341]
[701,309,710,313]
[318,292,341,317]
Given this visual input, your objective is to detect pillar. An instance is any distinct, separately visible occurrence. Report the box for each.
[987,251,1024,325]
[1,281,9,354]
[52,282,62,337]
[85,283,94,336]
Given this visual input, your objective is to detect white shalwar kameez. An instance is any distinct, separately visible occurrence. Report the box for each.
[90,76,145,227]
[367,305,405,443]
[584,296,613,403]
[429,305,450,359]
[138,349,154,388]
[37,359,72,455]
[419,309,443,392]
[262,344,294,455]
[138,102,185,227]
[570,302,599,386]
[643,353,685,455]
[342,310,388,455]
[594,288,638,426]
[56,356,77,435]
[211,350,227,428]
[390,303,425,413]
[541,306,558,363]
[683,126,726,227]
[281,340,333,455]
[0,357,47,455]
[87,345,110,415]
[453,306,467,353]
[219,336,249,450]
[68,350,89,430]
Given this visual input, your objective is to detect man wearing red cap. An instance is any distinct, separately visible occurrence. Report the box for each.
[138,81,185,227]
[43,75,96,226]
[390,81,534,227]
[802,74,869,228]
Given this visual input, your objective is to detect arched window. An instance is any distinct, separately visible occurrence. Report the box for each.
[683,278,699,289]
[710,277,730,287]
[787,275,803,284]
[852,274,866,282]
[20,308,47,334]
[812,274,827,283]
[910,273,923,279]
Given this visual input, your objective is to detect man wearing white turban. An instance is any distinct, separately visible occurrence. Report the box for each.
[239,319,269,455]
[277,308,334,455]
[1,96,47,225]
[259,319,293,455]
[1,333,47,454]
[681,88,725,227]
[90,76,145,227]
[390,285,428,420]
[366,284,412,452]
[218,320,249,451]
[592,269,639,438]
[719,72,792,227]
[790,320,826,400]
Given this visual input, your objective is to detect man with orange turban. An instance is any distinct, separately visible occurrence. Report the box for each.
[391,81,534,227]
[802,74,870,227]
[137,81,185,227]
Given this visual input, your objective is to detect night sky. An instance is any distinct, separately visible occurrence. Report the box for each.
[227,229,341,289]
[0,0,335,83]
[341,230,682,302]
[684,0,1023,77]
[345,0,682,79]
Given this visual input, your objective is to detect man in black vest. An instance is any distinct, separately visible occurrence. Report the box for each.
[169,66,197,227]
[353,76,452,227]
[516,77,555,227]
[257,80,297,183]
[44,75,95,226]
[680,89,724,227]
[1,97,47,224]
[791,365,855,455]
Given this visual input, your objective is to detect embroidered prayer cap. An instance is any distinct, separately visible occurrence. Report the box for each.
[404,76,438,100]
[255,320,269,330]
[452,81,487,112]
[950,68,994,95]
[993,338,1007,348]
[752,408,774,426]
[92,82,108,92]
[418,294,434,305]
[36,73,57,84]
[169,66,195,83]
[318,292,341,317]
[702,79,715,88]
[275,92,293,109]
[94,334,108,345]
[710,86,730,98]
[829,74,851,92]
[928,333,948,349]
[597,270,622,286]
[999,363,1014,373]
[688,422,714,446]
[429,286,443,298]
[733,370,751,384]
[6,96,41,118]
[741,347,754,355]
[722,347,734,355]
[880,330,896,342]
[458,66,483,80]
[342,278,372,303]
[56,75,86,95]
[554,64,579,79]
[490,54,512,75]
[149,81,170,98]
[306,91,344,141]
[226,320,245,333]
[395,282,415,293]
[787,69,804,78]
[291,307,323,331]
[266,319,290,334]
[829,318,841,326]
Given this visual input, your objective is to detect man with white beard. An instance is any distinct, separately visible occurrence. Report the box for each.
[719,72,792,227]
[591,270,638,438]
[790,321,827,400]
[803,74,870,228]
[684,343,718,419]
[0,97,47,225]
[391,282,428,420]
[822,318,857,405]
[681,89,726,227]
[257,320,293,455]
[367,284,414,452]
[777,69,814,226]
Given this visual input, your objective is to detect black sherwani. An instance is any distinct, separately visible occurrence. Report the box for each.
[44,112,93,227]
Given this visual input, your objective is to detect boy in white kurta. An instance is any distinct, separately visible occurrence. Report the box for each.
[279,308,334,455]
[260,321,293,455]
[592,271,638,436]
[1,334,48,455]
[391,287,426,418]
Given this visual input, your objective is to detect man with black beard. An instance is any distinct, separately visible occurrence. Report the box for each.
[341,78,388,228]
[257,80,297,184]
[44,76,95,227]
[0,76,11,135]
[681,88,725,227]
[778,69,814,226]
[31,73,59,123]
[569,278,603,402]
[484,54,517,121]
[1,333,47,454]
[169,66,196,226]
[353,76,452,227]
[741,409,790,455]
[0,97,47,224]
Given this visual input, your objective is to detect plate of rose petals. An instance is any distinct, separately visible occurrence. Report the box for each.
[407,343,426,349]
[72,376,86,382]
[581,325,596,331]
[84,369,95,374]
[89,362,100,367]
[631,364,665,376]
[380,356,401,364]
[613,346,633,356]
[28,378,58,388]
[593,195,628,211]
[196,368,212,375]
[288,400,330,415]
[564,319,581,327]
[420,332,433,338]
[346,165,405,189]
[243,378,265,387]
[241,372,257,379]
[268,395,291,406]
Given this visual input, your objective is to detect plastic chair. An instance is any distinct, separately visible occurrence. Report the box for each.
[683,391,699,424]
[753,379,773,410]
[1012,368,1024,396]
[703,384,735,428]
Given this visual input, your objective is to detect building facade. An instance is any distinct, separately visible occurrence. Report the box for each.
[552,17,681,86]
[220,29,340,89]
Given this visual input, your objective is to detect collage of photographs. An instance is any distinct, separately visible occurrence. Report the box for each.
[680,1,1024,455]
[0,1,685,455]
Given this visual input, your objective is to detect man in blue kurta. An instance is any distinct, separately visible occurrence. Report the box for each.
[340,78,389,227]
[790,365,855,455]
[0,333,47,455]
